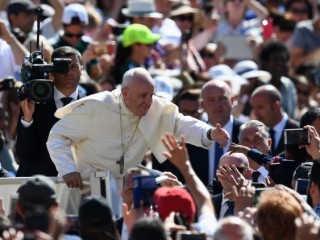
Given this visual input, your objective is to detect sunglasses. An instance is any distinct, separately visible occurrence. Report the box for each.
[64,32,83,39]
[174,15,193,22]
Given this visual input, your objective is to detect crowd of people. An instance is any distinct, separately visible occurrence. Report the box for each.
[0,0,320,239]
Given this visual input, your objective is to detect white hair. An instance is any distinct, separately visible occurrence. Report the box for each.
[121,67,153,89]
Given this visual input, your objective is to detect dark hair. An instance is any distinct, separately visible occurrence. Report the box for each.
[309,162,320,192]
[285,0,313,19]
[129,217,167,240]
[110,40,132,84]
[269,11,296,32]
[300,107,320,128]
[51,46,83,65]
[259,41,290,64]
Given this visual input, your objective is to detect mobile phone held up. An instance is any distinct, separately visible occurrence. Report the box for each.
[133,175,158,208]
[284,128,310,146]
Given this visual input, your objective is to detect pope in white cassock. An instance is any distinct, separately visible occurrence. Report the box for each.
[47,67,230,189]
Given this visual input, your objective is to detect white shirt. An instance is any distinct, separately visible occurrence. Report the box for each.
[219,193,234,219]
[208,117,233,182]
[21,87,79,127]
[0,39,21,80]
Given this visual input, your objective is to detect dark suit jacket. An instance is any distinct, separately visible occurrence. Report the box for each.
[272,118,299,156]
[115,217,123,235]
[16,94,84,176]
[211,193,235,219]
[152,118,243,185]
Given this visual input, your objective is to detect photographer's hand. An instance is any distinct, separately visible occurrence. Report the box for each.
[62,172,83,189]
[20,99,35,123]
[303,125,320,160]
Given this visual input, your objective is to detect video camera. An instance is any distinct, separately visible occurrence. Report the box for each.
[18,51,71,103]
[17,7,71,103]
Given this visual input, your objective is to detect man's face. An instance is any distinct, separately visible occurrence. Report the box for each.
[132,16,155,29]
[52,55,81,92]
[262,51,288,79]
[250,94,275,127]
[179,99,201,119]
[201,85,232,126]
[63,24,84,46]
[122,79,154,116]
[10,11,36,34]
[239,127,271,154]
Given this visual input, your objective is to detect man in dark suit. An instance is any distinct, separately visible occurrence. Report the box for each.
[16,46,84,176]
[153,84,242,186]
[250,85,299,156]
[211,151,250,219]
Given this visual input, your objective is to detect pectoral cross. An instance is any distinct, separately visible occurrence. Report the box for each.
[116,155,124,174]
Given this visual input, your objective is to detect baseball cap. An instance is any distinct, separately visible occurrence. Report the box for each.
[233,60,271,83]
[17,175,56,208]
[153,187,196,225]
[79,196,113,228]
[62,3,88,25]
[7,0,37,15]
[121,23,161,48]
[122,0,163,19]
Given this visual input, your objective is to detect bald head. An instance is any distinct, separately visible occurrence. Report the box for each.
[201,79,232,98]
[251,85,282,104]
[219,152,249,168]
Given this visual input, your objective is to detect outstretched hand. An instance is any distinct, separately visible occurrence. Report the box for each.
[210,123,230,147]
[162,133,190,169]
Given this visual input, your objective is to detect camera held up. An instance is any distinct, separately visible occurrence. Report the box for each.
[18,51,71,103]
[17,7,71,103]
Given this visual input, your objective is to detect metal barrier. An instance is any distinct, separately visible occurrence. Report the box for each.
[0,170,122,218]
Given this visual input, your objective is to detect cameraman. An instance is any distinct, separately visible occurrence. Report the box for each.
[16,46,84,177]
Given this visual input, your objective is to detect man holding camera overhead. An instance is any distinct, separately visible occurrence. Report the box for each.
[16,46,84,176]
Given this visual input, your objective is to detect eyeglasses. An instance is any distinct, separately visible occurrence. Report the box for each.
[290,8,308,14]
[64,32,83,39]
[173,15,193,22]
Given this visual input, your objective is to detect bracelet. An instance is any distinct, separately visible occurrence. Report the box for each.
[207,128,213,141]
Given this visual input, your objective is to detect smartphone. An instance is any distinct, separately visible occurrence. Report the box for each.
[66,215,80,235]
[133,175,158,208]
[176,231,206,240]
[94,40,116,56]
[284,128,310,145]
[295,178,310,195]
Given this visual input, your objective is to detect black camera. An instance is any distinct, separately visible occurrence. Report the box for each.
[18,51,71,103]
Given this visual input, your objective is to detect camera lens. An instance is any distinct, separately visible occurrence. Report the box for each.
[29,80,54,102]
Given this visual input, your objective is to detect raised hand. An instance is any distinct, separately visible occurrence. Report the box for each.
[210,123,230,147]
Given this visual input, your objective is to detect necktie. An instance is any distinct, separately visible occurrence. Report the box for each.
[269,128,275,155]
[223,200,234,217]
[60,97,73,106]
[214,142,224,177]
[252,171,260,182]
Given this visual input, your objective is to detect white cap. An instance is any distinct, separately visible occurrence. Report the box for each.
[154,75,174,101]
[62,3,88,25]
[208,64,247,95]
[233,60,271,83]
